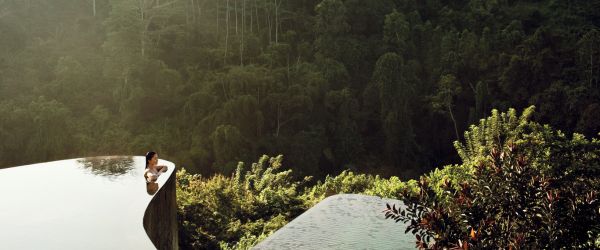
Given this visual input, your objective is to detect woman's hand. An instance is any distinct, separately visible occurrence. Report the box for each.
[146,172,158,182]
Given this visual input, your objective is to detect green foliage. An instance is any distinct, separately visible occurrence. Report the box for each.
[383,10,410,53]
[177,154,406,249]
[0,97,75,164]
[324,88,363,165]
[454,106,536,167]
[1,0,599,179]
[178,108,599,249]
[177,155,309,249]
[210,125,248,173]
[314,0,350,60]
[385,107,600,249]
[371,52,419,168]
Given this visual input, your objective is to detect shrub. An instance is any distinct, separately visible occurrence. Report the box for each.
[385,107,600,249]
[177,156,408,249]
[177,155,308,249]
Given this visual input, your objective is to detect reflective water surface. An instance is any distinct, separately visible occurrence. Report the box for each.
[254,194,414,250]
[0,156,175,250]
[78,156,136,178]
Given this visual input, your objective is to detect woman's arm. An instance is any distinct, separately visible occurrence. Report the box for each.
[145,169,158,182]
[156,165,168,172]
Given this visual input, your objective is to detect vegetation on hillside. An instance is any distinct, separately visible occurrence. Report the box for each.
[177,107,599,249]
[176,154,408,249]
[1,0,598,180]
[384,107,600,249]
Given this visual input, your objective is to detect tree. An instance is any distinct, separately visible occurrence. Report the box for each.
[432,74,462,141]
[0,97,75,165]
[210,124,249,173]
[314,0,349,60]
[385,107,600,249]
[262,85,313,138]
[324,88,363,169]
[577,29,600,88]
[372,52,418,169]
[218,95,264,140]
[383,10,410,55]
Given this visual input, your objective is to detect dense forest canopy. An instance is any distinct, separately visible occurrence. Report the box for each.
[0,0,598,180]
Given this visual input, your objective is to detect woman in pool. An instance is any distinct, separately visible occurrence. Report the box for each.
[144,151,168,183]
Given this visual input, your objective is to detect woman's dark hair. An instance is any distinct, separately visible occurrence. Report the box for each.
[145,151,157,169]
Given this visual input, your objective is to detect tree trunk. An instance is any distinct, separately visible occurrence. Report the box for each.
[255,0,260,33]
[235,0,238,35]
[93,0,96,17]
[190,0,195,23]
[591,41,594,87]
[275,103,293,137]
[221,79,229,101]
[266,0,271,44]
[257,87,261,137]
[448,105,460,141]
[140,1,146,57]
[274,0,278,44]
[216,0,220,38]
[225,0,229,65]
[197,0,203,19]
[249,0,253,33]
[240,0,245,66]
[276,103,281,137]
[185,0,190,26]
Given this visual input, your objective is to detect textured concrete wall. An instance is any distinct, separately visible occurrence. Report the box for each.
[143,168,179,250]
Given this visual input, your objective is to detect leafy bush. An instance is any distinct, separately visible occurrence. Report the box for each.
[178,107,599,249]
[177,156,407,249]
[177,155,309,249]
[385,107,600,249]
[301,170,413,206]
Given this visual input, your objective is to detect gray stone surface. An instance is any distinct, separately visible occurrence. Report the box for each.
[253,194,414,250]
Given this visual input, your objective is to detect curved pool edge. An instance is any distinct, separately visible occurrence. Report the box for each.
[143,161,179,250]
[253,194,413,249]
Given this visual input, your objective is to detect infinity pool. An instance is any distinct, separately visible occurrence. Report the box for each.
[0,156,175,249]
[254,194,414,250]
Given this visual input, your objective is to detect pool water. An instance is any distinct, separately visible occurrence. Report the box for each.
[254,194,415,250]
[0,156,175,250]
